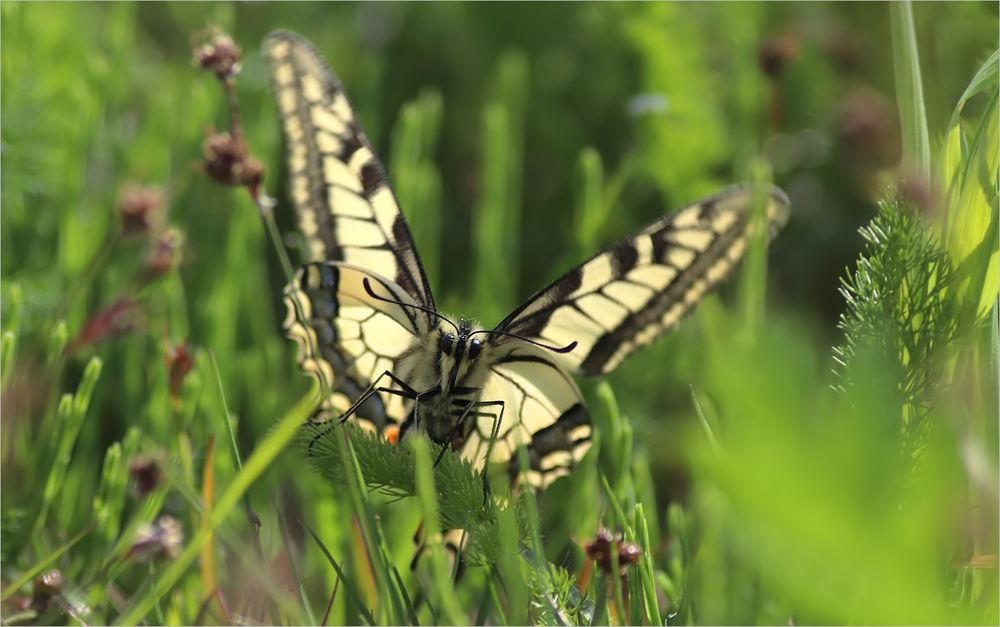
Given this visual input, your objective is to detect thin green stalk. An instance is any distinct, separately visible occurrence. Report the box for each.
[275,494,318,625]
[31,357,103,538]
[738,163,775,339]
[259,200,296,284]
[207,350,262,552]
[390,565,420,626]
[890,0,931,178]
[93,441,124,546]
[303,521,377,627]
[575,147,605,255]
[608,545,626,627]
[690,385,721,454]
[1,331,16,389]
[634,503,663,626]
[411,436,466,625]
[475,103,515,321]
[333,426,405,624]
[1,525,93,602]
[391,89,443,288]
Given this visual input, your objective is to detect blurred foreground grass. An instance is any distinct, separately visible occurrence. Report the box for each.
[1,2,997,625]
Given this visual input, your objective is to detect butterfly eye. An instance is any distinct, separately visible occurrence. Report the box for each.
[440,333,455,355]
[468,338,483,359]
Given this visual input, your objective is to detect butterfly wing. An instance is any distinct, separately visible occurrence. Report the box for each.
[495,185,790,375]
[468,185,788,485]
[264,30,436,312]
[284,261,427,432]
[457,345,592,489]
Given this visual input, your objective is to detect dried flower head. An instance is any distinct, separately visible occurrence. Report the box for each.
[32,569,65,607]
[128,455,163,498]
[759,34,799,79]
[836,87,900,168]
[826,26,863,73]
[67,297,143,355]
[118,184,163,235]
[201,130,264,190]
[127,515,183,561]
[164,341,195,404]
[895,166,942,220]
[145,227,184,279]
[195,31,242,80]
[584,528,643,575]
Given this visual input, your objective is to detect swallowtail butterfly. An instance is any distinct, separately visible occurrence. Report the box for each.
[265,31,789,488]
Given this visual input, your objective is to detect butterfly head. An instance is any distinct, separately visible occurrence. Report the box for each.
[436,319,491,393]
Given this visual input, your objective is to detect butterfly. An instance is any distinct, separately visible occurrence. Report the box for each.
[264,30,789,489]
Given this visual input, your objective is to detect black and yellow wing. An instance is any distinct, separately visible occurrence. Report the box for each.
[478,185,789,486]
[264,30,436,312]
[495,185,790,376]
[460,345,592,488]
[284,261,428,432]
[266,30,437,432]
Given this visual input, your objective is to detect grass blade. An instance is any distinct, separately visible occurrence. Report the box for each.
[890,0,931,177]
[31,356,102,538]
[411,435,466,625]
[303,520,377,627]
[1,525,93,602]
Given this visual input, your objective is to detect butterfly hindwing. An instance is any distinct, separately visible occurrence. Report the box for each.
[265,30,436,312]
[453,345,591,489]
[496,185,790,375]
[283,261,426,432]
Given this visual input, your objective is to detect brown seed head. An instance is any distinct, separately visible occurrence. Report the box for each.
[895,166,942,220]
[584,528,643,575]
[127,515,184,561]
[128,455,163,498]
[836,87,900,168]
[195,32,242,80]
[118,184,163,235]
[68,297,143,354]
[759,34,799,79]
[201,131,263,189]
[32,569,64,607]
[164,341,195,403]
[146,228,184,279]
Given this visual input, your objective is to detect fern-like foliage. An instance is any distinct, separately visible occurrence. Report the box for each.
[834,197,960,457]
[529,563,595,625]
[294,421,517,566]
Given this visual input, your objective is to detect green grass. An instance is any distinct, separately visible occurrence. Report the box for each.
[2,2,998,625]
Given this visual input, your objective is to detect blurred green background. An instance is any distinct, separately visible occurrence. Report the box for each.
[2,2,997,625]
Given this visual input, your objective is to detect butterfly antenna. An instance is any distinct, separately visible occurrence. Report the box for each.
[471,328,577,354]
[362,278,459,332]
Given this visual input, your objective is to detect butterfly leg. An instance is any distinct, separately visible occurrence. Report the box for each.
[451,400,505,506]
[307,370,416,455]
[434,389,483,467]
[337,370,417,424]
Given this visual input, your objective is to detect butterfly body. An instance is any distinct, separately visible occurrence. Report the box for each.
[393,319,496,446]
[267,30,790,488]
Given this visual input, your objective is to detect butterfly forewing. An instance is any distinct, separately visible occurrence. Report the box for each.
[496,185,790,376]
[265,30,436,312]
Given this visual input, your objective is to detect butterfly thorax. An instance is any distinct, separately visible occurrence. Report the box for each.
[396,319,496,444]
